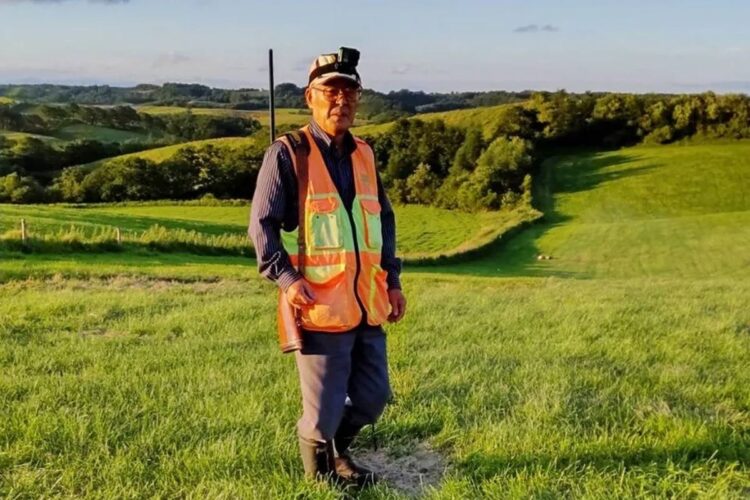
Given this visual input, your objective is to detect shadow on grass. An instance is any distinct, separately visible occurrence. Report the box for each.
[458,428,747,481]
[411,151,660,279]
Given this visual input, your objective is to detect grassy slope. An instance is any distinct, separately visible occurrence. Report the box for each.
[73,136,256,167]
[0,203,517,258]
[1,141,750,497]
[353,102,514,138]
[136,106,313,127]
[433,141,750,279]
[52,124,154,143]
[0,130,63,144]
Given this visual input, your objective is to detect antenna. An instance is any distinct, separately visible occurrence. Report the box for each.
[268,48,276,144]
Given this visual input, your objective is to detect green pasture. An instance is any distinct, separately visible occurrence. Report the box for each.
[1,140,749,498]
[353,103,515,139]
[0,130,62,144]
[0,202,518,259]
[136,106,312,128]
[51,124,156,143]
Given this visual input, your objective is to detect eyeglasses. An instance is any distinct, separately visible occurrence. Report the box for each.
[310,86,362,102]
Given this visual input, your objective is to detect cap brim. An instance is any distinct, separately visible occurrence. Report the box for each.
[309,72,361,87]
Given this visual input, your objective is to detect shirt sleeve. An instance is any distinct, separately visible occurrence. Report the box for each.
[248,141,303,292]
[376,169,403,290]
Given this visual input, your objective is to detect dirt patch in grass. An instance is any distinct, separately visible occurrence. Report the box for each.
[357,441,447,497]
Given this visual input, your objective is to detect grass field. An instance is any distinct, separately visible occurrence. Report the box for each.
[0,130,63,144]
[1,140,749,497]
[136,106,313,128]
[436,141,750,280]
[1,125,155,146]
[51,124,156,143]
[72,136,257,168]
[353,103,515,139]
[0,202,521,259]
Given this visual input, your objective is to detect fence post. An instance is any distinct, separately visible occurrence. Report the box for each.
[20,218,27,243]
[115,227,122,245]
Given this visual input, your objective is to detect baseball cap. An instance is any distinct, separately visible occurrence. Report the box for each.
[307,47,362,88]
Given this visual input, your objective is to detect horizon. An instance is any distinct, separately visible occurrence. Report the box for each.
[1,80,749,98]
[1,0,749,94]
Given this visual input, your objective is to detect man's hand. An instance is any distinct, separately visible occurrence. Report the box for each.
[285,279,316,309]
[387,288,407,322]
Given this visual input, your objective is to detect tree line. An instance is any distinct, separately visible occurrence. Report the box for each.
[1,91,749,207]
[1,83,531,119]
[0,103,260,141]
[366,91,750,211]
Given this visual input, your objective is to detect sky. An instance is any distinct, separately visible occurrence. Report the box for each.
[0,0,749,93]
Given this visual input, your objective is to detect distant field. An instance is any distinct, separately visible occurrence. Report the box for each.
[2,140,749,497]
[52,124,156,143]
[0,96,15,104]
[0,202,517,258]
[1,125,156,145]
[0,130,62,143]
[136,106,312,127]
[353,102,516,139]
[75,136,257,168]
[437,140,750,280]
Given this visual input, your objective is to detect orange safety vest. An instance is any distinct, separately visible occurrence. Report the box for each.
[278,125,390,332]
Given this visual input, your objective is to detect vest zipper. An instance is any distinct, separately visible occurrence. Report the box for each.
[345,204,368,324]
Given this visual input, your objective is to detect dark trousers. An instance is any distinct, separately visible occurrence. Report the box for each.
[294,324,390,443]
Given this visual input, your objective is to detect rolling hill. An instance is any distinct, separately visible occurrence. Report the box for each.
[431,140,750,279]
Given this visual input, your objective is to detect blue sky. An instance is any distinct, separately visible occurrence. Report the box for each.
[1,0,748,93]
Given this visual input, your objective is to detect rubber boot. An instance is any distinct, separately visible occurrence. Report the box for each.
[333,416,378,487]
[298,436,338,482]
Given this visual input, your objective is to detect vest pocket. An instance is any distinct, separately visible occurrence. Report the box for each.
[308,198,342,250]
[302,270,361,331]
[367,265,390,325]
[360,198,382,250]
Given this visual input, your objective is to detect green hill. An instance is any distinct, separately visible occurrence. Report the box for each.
[136,106,312,128]
[436,140,750,279]
[75,136,256,169]
[0,202,520,258]
[52,124,156,143]
[353,102,516,138]
[0,130,62,144]
[2,141,750,497]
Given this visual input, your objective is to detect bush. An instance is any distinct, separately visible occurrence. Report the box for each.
[0,173,46,203]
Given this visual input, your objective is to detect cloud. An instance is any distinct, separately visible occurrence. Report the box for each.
[152,52,191,68]
[391,64,413,75]
[513,24,559,33]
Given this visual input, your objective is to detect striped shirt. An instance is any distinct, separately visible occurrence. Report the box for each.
[248,119,402,294]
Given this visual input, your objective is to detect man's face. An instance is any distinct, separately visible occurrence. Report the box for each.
[305,77,361,137]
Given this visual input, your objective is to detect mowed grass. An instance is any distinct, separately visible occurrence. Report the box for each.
[353,102,517,139]
[2,140,750,497]
[438,141,750,279]
[76,136,256,167]
[1,125,154,145]
[1,264,748,497]
[52,124,157,143]
[0,203,518,259]
[0,130,63,144]
[136,106,312,128]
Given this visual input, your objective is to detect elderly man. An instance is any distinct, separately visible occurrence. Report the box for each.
[249,47,407,486]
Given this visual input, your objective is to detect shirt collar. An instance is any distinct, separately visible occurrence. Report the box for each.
[308,119,356,156]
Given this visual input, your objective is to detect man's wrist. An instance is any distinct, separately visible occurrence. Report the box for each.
[386,273,402,291]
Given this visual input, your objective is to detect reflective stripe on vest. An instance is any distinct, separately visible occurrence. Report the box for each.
[279,125,390,332]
